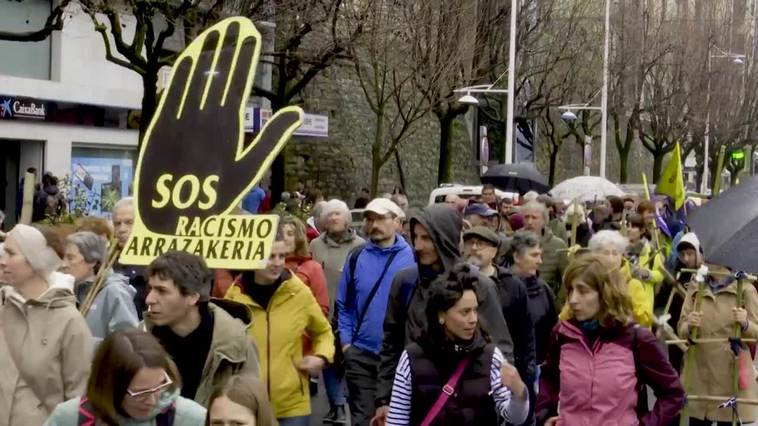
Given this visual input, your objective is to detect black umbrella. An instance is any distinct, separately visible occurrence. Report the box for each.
[480,162,550,195]
[686,176,758,273]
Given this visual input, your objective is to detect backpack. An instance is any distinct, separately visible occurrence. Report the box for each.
[77,396,176,426]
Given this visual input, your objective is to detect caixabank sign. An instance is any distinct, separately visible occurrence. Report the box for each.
[0,96,47,120]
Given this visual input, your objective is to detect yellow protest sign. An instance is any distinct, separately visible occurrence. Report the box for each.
[120,17,304,269]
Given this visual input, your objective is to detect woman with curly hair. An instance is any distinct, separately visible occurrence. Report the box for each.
[536,253,684,425]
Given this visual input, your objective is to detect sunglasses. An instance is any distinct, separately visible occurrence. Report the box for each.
[126,371,173,400]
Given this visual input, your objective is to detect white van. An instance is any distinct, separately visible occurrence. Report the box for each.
[427,184,519,206]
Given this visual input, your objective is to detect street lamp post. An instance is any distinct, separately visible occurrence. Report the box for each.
[600,0,610,179]
[703,46,746,194]
[454,79,509,170]
[559,103,602,175]
[505,0,518,165]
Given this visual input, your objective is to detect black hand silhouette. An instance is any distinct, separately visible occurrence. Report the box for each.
[135,18,302,235]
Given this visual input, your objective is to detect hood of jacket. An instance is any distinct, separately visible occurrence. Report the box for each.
[322,228,359,248]
[206,299,253,357]
[677,232,703,265]
[410,204,462,271]
[1,285,77,310]
[75,271,135,301]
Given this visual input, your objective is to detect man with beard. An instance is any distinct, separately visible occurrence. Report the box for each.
[373,204,514,425]
[335,198,415,426]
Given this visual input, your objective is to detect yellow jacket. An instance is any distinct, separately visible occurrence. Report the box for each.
[560,260,653,327]
[225,271,334,418]
[627,242,666,309]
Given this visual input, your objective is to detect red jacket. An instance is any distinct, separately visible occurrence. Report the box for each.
[286,256,329,316]
[536,320,684,426]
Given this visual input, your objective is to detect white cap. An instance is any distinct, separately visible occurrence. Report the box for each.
[364,198,405,219]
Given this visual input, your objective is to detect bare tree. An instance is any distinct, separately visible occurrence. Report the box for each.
[352,1,430,196]
[0,0,73,42]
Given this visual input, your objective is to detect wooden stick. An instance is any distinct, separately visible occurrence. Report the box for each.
[19,172,35,225]
[732,279,744,426]
[570,199,579,248]
[665,338,758,345]
[687,395,758,405]
[80,241,122,316]
[680,278,706,426]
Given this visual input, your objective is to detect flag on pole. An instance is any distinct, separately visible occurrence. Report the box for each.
[657,143,686,210]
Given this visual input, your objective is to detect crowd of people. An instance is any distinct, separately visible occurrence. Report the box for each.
[0,179,755,426]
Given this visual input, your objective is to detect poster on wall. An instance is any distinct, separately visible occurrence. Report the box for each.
[119,17,303,269]
[70,149,134,217]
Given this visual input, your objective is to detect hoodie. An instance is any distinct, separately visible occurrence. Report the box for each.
[45,389,207,426]
[74,271,139,346]
[375,204,514,407]
[0,286,92,426]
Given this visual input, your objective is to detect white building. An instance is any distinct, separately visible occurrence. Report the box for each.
[0,0,143,223]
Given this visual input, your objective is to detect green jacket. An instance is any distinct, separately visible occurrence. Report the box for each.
[143,300,260,406]
[45,390,206,425]
[538,228,569,307]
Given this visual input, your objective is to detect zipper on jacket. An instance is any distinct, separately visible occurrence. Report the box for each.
[266,307,272,398]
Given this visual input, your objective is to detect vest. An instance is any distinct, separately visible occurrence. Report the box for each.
[407,342,496,425]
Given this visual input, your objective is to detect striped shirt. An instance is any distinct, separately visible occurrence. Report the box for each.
[386,347,529,425]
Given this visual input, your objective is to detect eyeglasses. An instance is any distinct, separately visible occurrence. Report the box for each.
[126,371,173,400]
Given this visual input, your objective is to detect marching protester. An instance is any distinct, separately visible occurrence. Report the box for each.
[562,203,592,248]
[626,213,666,311]
[62,231,139,344]
[463,203,499,231]
[144,251,260,406]
[226,225,334,426]
[520,201,568,306]
[280,214,329,315]
[656,232,703,374]
[678,262,758,425]
[586,230,653,327]
[444,194,468,215]
[506,230,557,366]
[536,253,685,425]
[335,198,415,426]
[45,328,206,425]
[310,198,366,424]
[206,375,277,426]
[386,264,529,426]
[481,183,498,209]
[375,204,514,425]
[462,226,536,425]
[111,197,149,318]
[0,224,92,425]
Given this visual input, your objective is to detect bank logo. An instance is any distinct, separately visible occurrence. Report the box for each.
[0,99,12,118]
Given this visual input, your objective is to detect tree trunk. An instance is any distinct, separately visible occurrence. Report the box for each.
[270,154,286,205]
[652,150,664,182]
[370,109,386,198]
[138,72,158,148]
[395,149,406,193]
[548,145,559,186]
[619,147,631,183]
[437,112,456,185]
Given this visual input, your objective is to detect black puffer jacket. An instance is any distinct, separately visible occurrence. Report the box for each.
[375,204,514,407]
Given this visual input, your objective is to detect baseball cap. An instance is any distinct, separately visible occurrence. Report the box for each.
[463,226,500,248]
[364,198,405,219]
[464,203,498,217]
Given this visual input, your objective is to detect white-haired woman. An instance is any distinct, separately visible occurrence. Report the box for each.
[0,224,92,424]
[62,231,139,343]
[568,230,653,327]
[562,203,592,248]
[309,198,365,424]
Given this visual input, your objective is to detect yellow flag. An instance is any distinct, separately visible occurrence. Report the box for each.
[656,143,685,209]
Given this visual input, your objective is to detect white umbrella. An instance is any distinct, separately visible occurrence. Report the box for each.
[550,176,625,202]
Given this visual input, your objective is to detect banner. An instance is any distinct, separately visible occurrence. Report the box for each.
[120,17,304,269]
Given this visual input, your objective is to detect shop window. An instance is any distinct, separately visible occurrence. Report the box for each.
[70,147,135,217]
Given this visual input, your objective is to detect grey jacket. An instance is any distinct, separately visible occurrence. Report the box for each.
[309,229,365,316]
[74,271,139,345]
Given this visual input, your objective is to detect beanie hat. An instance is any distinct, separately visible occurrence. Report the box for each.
[7,224,61,280]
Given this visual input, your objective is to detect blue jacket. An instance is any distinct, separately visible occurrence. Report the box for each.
[336,234,415,355]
